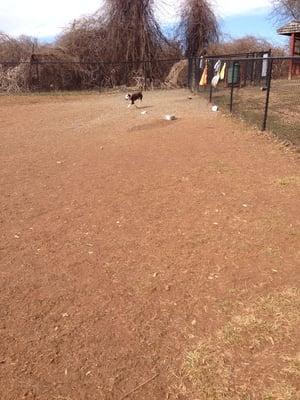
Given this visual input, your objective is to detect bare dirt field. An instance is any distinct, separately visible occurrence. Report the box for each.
[0,89,299,400]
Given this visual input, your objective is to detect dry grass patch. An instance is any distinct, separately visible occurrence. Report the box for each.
[183,288,300,399]
[263,383,299,400]
[274,176,300,188]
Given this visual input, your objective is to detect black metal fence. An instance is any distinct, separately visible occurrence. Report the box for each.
[189,54,300,146]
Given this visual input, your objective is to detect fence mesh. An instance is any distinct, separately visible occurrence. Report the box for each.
[190,55,300,147]
[0,58,185,92]
[267,59,300,145]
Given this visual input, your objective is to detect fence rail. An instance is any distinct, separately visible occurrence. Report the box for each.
[0,57,186,92]
[189,55,300,146]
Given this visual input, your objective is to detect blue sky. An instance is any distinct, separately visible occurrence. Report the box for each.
[161,12,286,46]
[221,11,286,45]
[0,0,286,46]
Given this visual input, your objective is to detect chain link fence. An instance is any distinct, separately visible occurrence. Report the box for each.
[0,57,186,93]
[189,54,300,147]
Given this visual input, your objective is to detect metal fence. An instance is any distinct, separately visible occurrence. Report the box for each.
[189,54,300,146]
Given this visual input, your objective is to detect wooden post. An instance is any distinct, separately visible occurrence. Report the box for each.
[289,33,295,79]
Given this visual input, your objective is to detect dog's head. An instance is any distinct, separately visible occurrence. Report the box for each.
[125,93,132,100]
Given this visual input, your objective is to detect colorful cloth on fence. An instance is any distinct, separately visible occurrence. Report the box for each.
[211,74,220,88]
[220,63,226,80]
[199,64,208,86]
[214,59,222,73]
[199,56,205,69]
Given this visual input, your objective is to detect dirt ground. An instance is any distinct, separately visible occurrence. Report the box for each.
[0,89,299,400]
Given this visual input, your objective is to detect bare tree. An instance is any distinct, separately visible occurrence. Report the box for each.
[57,12,108,62]
[208,35,285,56]
[179,0,219,57]
[58,0,177,87]
[1,0,183,91]
[58,0,172,63]
[271,0,300,23]
[101,0,168,63]
[0,32,38,62]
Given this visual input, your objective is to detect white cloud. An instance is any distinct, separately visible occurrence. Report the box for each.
[158,0,271,24]
[0,0,103,37]
[0,0,272,38]
[216,0,271,17]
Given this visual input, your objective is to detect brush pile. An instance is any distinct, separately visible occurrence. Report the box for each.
[0,49,89,92]
[163,59,188,88]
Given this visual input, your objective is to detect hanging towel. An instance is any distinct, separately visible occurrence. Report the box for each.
[211,74,220,88]
[220,62,226,80]
[199,64,208,86]
[199,56,204,69]
[214,59,221,73]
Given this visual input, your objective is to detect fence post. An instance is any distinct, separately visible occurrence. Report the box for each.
[188,57,192,90]
[28,63,32,91]
[209,60,213,103]
[36,61,40,91]
[262,58,273,131]
[98,63,101,92]
[124,61,127,88]
[195,57,199,92]
[250,53,255,85]
[209,83,213,102]
[143,60,147,91]
[193,57,197,91]
[243,55,248,87]
[230,61,235,113]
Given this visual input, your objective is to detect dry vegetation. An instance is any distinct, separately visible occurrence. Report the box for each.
[183,288,300,399]
[0,0,183,92]
[164,59,189,88]
[210,78,300,146]
[0,1,292,93]
[178,0,219,57]
[208,35,286,57]
[0,0,220,92]
[270,0,300,23]
[0,32,37,61]
[57,0,182,87]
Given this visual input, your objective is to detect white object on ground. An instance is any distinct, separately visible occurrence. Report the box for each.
[141,111,147,115]
[212,105,219,112]
[164,114,176,121]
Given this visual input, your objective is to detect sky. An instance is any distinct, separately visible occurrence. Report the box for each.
[0,0,285,44]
